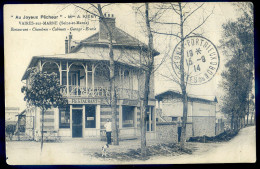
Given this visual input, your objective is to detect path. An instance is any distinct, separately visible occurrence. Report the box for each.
[6,126,256,164]
[143,126,256,164]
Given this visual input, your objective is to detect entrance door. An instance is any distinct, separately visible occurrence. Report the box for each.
[178,127,182,142]
[72,109,83,137]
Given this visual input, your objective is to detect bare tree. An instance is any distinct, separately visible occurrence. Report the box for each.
[131,3,169,158]
[151,2,214,149]
[73,3,119,145]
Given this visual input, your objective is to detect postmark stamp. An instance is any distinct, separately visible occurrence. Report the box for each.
[172,36,220,85]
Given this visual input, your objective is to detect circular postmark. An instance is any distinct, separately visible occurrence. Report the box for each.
[172,36,220,85]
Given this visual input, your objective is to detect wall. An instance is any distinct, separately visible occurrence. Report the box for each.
[192,101,216,136]
[156,122,192,143]
[161,99,193,118]
[156,122,178,143]
[192,116,216,136]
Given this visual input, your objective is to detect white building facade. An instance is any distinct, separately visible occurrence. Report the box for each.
[156,90,217,137]
[22,16,159,141]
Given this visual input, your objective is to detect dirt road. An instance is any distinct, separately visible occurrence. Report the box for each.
[143,126,256,164]
[6,126,256,164]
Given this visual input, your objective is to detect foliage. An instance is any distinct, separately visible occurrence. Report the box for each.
[94,143,192,161]
[219,3,254,130]
[5,124,16,140]
[21,67,68,110]
[21,67,67,150]
[188,129,239,143]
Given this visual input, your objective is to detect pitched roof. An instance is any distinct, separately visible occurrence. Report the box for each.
[70,27,160,56]
[155,89,218,103]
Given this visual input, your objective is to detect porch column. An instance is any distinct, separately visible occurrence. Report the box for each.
[119,105,122,129]
[92,64,95,95]
[149,107,152,132]
[83,105,85,137]
[59,61,62,85]
[119,67,121,85]
[85,64,88,96]
[96,105,100,132]
[134,107,137,136]
[66,61,69,97]
[134,107,137,128]
[70,105,72,136]
[152,107,156,132]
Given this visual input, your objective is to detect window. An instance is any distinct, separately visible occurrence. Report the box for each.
[172,117,178,121]
[62,71,67,85]
[59,106,70,128]
[85,105,96,128]
[122,106,134,127]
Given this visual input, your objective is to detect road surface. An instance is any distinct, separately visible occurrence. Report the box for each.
[144,126,256,164]
[6,126,256,164]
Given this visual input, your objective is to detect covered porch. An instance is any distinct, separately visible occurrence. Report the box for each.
[39,59,149,100]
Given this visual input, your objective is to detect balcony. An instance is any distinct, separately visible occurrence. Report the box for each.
[61,85,154,100]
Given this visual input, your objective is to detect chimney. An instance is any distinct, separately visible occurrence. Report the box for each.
[65,36,68,54]
[99,13,115,42]
[68,32,73,53]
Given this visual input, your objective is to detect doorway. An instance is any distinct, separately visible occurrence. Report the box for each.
[72,109,83,137]
[178,126,182,142]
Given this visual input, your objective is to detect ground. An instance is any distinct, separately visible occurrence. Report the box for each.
[6,126,256,165]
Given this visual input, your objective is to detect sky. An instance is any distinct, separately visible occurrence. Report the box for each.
[4,3,244,111]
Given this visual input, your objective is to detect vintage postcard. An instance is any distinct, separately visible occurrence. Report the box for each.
[4,3,256,164]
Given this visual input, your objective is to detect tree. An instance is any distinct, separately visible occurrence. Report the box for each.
[73,3,120,145]
[132,3,168,158]
[21,68,68,151]
[219,2,254,131]
[151,2,214,149]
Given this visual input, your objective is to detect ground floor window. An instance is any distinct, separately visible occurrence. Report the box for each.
[59,106,70,128]
[85,105,96,128]
[122,106,134,127]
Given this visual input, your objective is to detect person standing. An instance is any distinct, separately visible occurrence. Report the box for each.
[104,119,112,145]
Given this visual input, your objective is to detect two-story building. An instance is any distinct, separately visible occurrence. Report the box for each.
[21,16,159,141]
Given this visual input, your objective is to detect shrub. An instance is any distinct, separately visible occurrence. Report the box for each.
[6,124,16,140]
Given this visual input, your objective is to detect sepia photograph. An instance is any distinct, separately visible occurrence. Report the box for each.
[4,2,256,164]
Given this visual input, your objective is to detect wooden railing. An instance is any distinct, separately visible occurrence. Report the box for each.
[61,85,154,100]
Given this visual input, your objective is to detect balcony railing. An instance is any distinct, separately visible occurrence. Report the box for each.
[61,85,154,100]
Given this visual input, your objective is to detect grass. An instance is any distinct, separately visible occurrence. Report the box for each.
[94,143,192,161]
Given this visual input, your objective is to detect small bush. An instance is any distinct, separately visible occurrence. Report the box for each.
[188,129,239,143]
[6,125,16,140]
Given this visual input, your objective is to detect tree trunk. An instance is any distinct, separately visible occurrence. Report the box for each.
[234,115,238,132]
[109,42,119,145]
[180,92,188,149]
[97,4,119,145]
[178,2,188,150]
[41,108,44,151]
[140,3,154,158]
